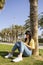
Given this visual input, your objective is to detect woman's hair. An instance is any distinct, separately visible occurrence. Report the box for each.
[25,30,32,45]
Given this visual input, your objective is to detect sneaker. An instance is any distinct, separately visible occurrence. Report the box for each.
[12,57,23,62]
[5,53,13,58]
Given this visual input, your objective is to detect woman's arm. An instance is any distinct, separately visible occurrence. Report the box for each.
[24,43,32,50]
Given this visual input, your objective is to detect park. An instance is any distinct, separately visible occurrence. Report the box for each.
[0,0,43,65]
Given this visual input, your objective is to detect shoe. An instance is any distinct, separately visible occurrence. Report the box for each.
[12,57,23,62]
[5,53,13,58]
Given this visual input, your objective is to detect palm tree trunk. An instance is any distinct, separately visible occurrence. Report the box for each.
[29,0,39,55]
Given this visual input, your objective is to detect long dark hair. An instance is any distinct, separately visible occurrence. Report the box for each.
[25,30,32,45]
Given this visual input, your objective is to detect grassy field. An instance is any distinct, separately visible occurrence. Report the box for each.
[0,44,43,65]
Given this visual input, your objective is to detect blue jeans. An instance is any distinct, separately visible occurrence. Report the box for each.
[12,42,32,56]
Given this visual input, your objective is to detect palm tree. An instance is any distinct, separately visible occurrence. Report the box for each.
[38,15,43,29]
[29,0,39,55]
[0,0,5,9]
[24,18,30,30]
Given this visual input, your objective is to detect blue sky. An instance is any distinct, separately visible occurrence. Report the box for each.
[0,0,43,35]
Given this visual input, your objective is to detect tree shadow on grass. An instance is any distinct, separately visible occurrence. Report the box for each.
[33,60,43,65]
[0,51,8,57]
[0,51,29,60]
[0,51,19,59]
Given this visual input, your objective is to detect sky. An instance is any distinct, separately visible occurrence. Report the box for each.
[0,0,43,35]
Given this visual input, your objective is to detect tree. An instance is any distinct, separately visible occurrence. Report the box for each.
[14,25,25,42]
[38,14,43,29]
[24,18,30,30]
[0,0,5,9]
[24,12,43,31]
[29,0,39,55]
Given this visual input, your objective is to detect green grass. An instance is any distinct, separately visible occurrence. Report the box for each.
[0,44,43,65]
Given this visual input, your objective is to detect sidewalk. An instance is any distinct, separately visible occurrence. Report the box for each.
[39,46,43,49]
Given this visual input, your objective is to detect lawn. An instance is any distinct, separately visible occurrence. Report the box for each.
[0,44,43,65]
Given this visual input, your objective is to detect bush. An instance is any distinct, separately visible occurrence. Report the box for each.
[38,38,43,43]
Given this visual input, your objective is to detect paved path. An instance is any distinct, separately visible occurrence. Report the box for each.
[39,46,43,49]
[0,42,43,49]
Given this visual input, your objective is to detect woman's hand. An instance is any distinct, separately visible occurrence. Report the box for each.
[24,43,32,50]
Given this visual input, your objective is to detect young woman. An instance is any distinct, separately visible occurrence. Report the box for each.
[5,30,35,62]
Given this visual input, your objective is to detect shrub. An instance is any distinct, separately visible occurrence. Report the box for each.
[38,38,43,43]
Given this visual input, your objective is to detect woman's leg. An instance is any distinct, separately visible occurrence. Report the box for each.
[23,46,32,56]
[11,42,21,54]
[5,42,21,58]
[12,42,32,62]
[11,42,25,56]
[12,42,25,62]
[18,42,32,57]
[10,41,25,57]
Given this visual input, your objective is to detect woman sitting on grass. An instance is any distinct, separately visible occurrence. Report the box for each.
[5,30,35,62]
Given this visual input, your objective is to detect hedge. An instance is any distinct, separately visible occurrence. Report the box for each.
[38,38,43,43]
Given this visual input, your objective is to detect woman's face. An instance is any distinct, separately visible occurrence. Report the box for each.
[26,34,29,39]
